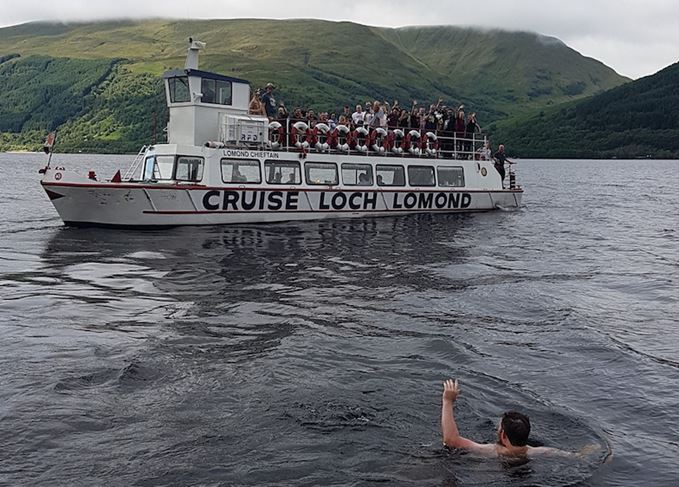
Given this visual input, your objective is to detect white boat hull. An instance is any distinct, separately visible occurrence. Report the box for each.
[41,167,522,227]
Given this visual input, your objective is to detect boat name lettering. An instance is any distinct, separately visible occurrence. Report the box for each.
[201,190,472,212]
[392,192,471,209]
[222,150,280,159]
[202,190,299,211]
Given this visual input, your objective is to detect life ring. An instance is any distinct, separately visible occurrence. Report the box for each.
[405,130,421,156]
[353,126,369,153]
[424,131,438,157]
[390,129,404,155]
[369,127,388,154]
[291,121,310,150]
[314,123,330,152]
[334,125,351,152]
[268,121,284,150]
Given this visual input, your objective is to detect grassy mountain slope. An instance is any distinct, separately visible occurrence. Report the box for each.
[490,61,679,158]
[0,18,629,153]
[377,27,625,107]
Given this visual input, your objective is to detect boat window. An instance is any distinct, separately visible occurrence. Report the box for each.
[408,165,436,186]
[201,79,216,104]
[175,156,204,182]
[217,80,232,105]
[168,76,190,103]
[341,163,373,186]
[143,156,155,180]
[437,166,465,187]
[201,79,232,105]
[265,160,301,184]
[305,162,338,185]
[376,164,405,187]
[221,159,261,184]
[150,155,175,180]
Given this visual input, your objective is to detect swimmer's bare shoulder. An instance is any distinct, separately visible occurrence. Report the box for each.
[526,446,573,457]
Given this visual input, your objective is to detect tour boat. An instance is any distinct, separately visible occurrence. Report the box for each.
[40,40,522,227]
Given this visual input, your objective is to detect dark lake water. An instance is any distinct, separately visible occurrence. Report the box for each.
[1,153,678,486]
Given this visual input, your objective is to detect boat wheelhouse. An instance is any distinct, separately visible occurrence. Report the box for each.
[40,39,522,227]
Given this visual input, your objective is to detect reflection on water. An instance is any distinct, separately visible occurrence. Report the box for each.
[2,155,679,486]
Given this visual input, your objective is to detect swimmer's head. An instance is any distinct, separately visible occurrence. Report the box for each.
[498,411,531,447]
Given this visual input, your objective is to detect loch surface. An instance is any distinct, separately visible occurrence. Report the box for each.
[1,153,678,486]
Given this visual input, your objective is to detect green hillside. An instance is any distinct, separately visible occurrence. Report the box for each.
[0,18,629,153]
[490,61,679,158]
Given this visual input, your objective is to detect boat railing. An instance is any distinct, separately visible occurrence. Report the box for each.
[232,119,493,161]
[122,144,149,181]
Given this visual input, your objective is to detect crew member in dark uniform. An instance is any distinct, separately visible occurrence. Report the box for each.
[493,144,511,188]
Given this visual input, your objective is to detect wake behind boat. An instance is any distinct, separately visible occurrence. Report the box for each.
[40,39,522,227]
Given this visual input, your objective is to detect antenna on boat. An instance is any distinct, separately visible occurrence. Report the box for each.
[185,37,206,70]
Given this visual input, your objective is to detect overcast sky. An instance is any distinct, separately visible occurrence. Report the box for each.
[1,0,678,79]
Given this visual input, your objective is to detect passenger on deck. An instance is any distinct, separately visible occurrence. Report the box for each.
[441,379,567,457]
[464,112,479,158]
[352,105,365,126]
[291,107,304,123]
[364,104,375,127]
[328,113,337,130]
[387,106,400,129]
[277,103,288,123]
[307,109,318,127]
[424,106,437,131]
[481,141,492,161]
[398,109,410,129]
[377,174,384,185]
[342,105,352,121]
[370,101,386,129]
[409,102,421,130]
[454,110,466,155]
[249,90,265,116]
[260,83,277,120]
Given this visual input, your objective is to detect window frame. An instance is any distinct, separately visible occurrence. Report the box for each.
[168,76,190,103]
[407,164,437,187]
[152,155,176,181]
[341,163,374,186]
[173,155,205,183]
[305,161,339,186]
[436,165,466,188]
[220,158,262,184]
[201,78,232,106]
[376,164,406,187]
[264,160,302,185]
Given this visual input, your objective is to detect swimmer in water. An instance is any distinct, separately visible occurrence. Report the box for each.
[441,379,570,457]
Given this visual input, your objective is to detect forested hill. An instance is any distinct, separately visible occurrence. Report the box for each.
[0,18,629,153]
[491,61,679,158]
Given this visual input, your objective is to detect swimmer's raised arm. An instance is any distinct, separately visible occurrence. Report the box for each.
[441,379,495,453]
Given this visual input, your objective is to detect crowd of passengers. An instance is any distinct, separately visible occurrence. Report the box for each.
[249,83,484,157]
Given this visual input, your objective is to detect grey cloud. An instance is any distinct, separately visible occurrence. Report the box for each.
[1,0,678,78]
